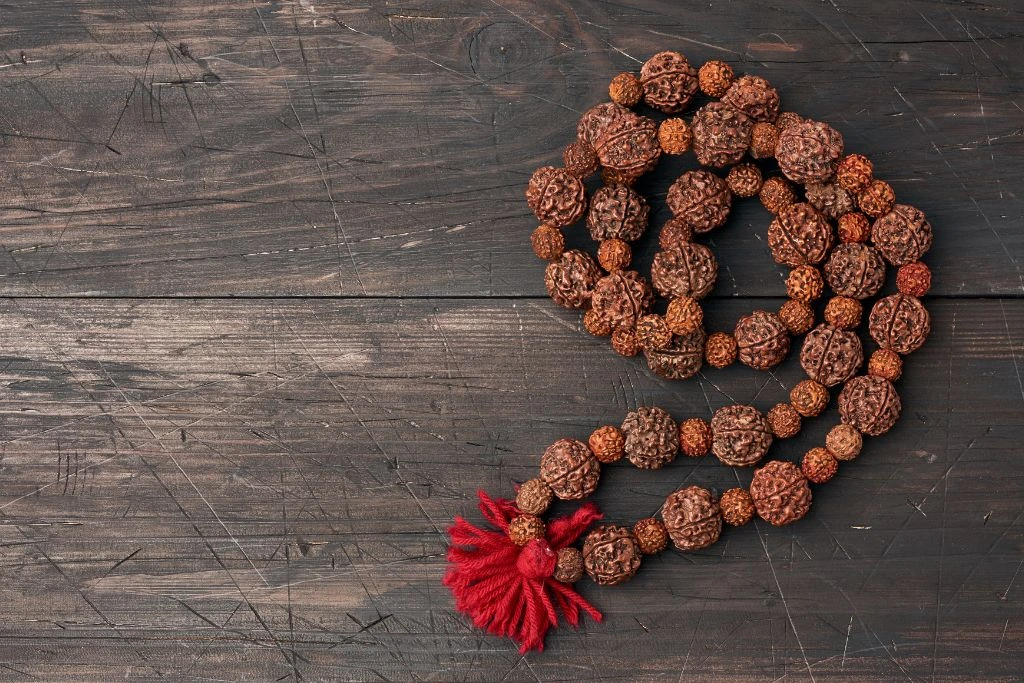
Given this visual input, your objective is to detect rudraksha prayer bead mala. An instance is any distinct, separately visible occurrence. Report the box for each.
[445,50,934,654]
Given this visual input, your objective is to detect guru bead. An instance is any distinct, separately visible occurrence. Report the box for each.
[825,423,863,461]
[632,517,669,554]
[666,169,733,233]
[871,205,934,266]
[838,375,902,436]
[644,330,706,380]
[698,60,735,97]
[824,243,886,300]
[658,117,692,155]
[608,72,643,107]
[553,547,584,583]
[587,184,650,242]
[800,324,864,387]
[621,406,679,470]
[526,166,587,228]
[582,525,642,585]
[591,270,654,331]
[775,119,844,184]
[640,50,699,113]
[516,478,554,516]
[588,425,626,464]
[545,250,601,309]
[767,203,833,267]
[651,243,719,300]
[869,294,931,355]
[679,417,713,457]
[531,224,565,261]
[508,514,546,546]
[735,310,791,370]
[749,460,813,526]
[710,404,773,467]
[801,447,838,484]
[540,438,601,500]
[661,485,722,550]
[719,488,756,526]
[691,101,753,168]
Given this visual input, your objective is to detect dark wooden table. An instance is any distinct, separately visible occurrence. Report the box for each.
[1,1,1021,680]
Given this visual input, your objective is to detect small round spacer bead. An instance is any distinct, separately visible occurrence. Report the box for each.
[857,179,896,218]
[775,111,804,131]
[760,176,797,215]
[598,238,632,273]
[778,299,815,336]
[583,309,613,337]
[749,122,779,159]
[611,327,641,357]
[719,487,756,526]
[824,296,863,330]
[786,265,824,302]
[825,423,863,461]
[562,141,600,179]
[698,60,735,97]
[726,163,764,198]
[836,153,873,194]
[608,72,643,107]
[791,379,829,417]
[589,425,626,464]
[767,402,802,438]
[679,417,713,457]
[602,167,638,186]
[897,261,932,297]
[633,517,669,554]
[636,314,673,351]
[658,118,693,155]
[868,349,903,382]
[508,514,546,546]
[553,547,584,583]
[705,331,738,368]
[838,212,871,243]
[659,217,695,249]
[665,296,704,335]
[516,478,554,516]
[802,447,839,484]
[531,225,565,261]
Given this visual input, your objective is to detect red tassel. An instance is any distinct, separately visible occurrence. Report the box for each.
[443,490,603,653]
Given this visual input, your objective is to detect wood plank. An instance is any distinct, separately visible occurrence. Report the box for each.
[0,0,1019,296]
[0,297,1020,680]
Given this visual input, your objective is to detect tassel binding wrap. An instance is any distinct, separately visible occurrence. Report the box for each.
[443,490,603,653]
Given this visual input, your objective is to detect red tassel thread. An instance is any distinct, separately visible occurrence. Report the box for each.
[443,490,603,653]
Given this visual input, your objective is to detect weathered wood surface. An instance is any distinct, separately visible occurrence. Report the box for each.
[0,0,1022,681]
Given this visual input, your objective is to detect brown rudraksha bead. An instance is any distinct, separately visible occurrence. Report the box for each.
[545,250,601,309]
[659,217,695,249]
[711,404,773,467]
[584,309,613,337]
[805,181,854,220]
[665,296,704,335]
[577,102,631,146]
[526,166,588,228]
[589,425,626,464]
[554,547,585,583]
[801,447,838,484]
[759,176,797,215]
[774,111,804,131]
[868,348,903,382]
[704,331,738,368]
[698,60,734,97]
[661,485,722,550]
[749,122,780,159]
[593,113,662,179]
[679,417,713,457]
[658,117,692,155]
[857,179,895,218]
[609,72,643,107]
[719,488,756,526]
[622,406,679,470]
[869,294,930,355]
[645,329,705,380]
[767,402,802,439]
[767,203,833,267]
[824,296,863,330]
[640,51,699,113]
[790,379,829,417]
[824,243,886,300]
[836,153,873,194]
[749,460,812,526]
[531,224,565,261]
[838,212,871,243]
[632,517,669,554]
[691,101,753,168]
[591,270,654,331]
[825,423,863,461]
[735,310,790,369]
[800,324,864,387]
[897,261,932,297]
[540,438,601,500]
[721,74,780,123]
[598,238,632,273]
[516,478,554,516]
[838,375,901,436]
[667,170,733,233]
[776,119,844,184]
[786,265,824,302]
[778,299,815,336]
[651,243,718,300]
[636,313,673,351]
[726,163,763,197]
[508,514,546,546]
[611,327,641,357]
[563,140,600,179]
[871,204,934,266]
[583,525,642,585]
[587,183,650,242]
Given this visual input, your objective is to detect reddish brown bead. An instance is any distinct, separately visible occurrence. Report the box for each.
[824,296,863,330]
[868,348,904,382]
[601,167,638,186]
[826,424,863,461]
[711,405,773,467]
[562,141,600,179]
[640,51,699,113]
[540,438,601,500]
[679,418,713,457]
[767,402,802,439]
[800,324,864,387]
[776,119,844,184]
[698,60,734,98]
[759,176,797,215]
[516,479,554,516]
[554,547,584,583]
[838,375,901,436]
[661,485,722,550]
[726,163,763,198]
[667,170,732,233]
[897,261,932,297]
[652,243,718,300]
[591,270,654,332]
[659,217,695,249]
[587,184,650,242]
[658,117,692,155]
[508,514,546,546]
[749,122,780,159]
[869,294,931,355]
[768,203,833,267]
[526,166,588,228]
[872,205,934,266]
[735,310,791,370]
[577,102,631,146]
[721,74,780,123]
[836,153,873,194]
[790,379,829,418]
[786,265,824,302]
[644,330,706,380]
[593,113,662,178]
[665,296,704,335]
[545,250,601,309]
[608,72,643,107]
[750,460,812,526]
[531,224,565,261]
[838,212,871,243]
[582,525,642,585]
[598,238,632,273]
[632,517,669,554]
[802,447,838,484]
[719,488,756,526]
[857,179,895,218]
[583,309,613,337]
[805,182,854,220]
[636,314,673,351]
[704,331,738,368]
[589,425,626,464]
[611,327,641,357]
[621,406,679,470]
[775,111,804,131]
[778,299,815,336]
[824,243,887,300]
[691,101,753,168]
